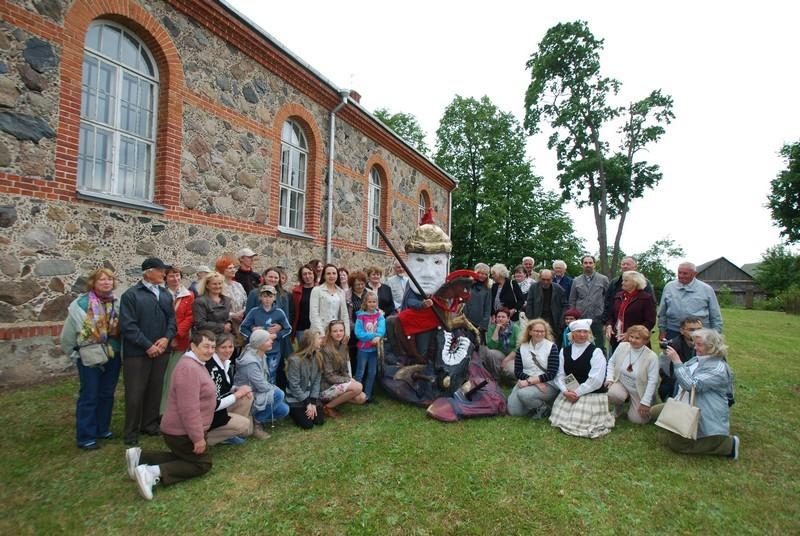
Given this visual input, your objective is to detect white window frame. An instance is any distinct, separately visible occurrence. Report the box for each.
[419,191,430,222]
[279,120,308,232]
[77,20,160,210]
[367,167,382,249]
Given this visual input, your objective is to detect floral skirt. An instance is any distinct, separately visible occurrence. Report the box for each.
[320,380,352,403]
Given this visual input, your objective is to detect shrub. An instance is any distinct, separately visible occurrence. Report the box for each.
[783,284,800,315]
[718,284,734,308]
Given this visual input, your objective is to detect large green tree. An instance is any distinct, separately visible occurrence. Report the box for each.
[524,21,674,276]
[632,237,685,296]
[373,107,429,155]
[434,95,583,269]
[767,141,800,244]
[754,245,800,296]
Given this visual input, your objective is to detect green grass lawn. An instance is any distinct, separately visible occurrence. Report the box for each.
[2,309,799,534]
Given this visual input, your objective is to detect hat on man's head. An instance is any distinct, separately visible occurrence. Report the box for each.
[259,285,276,295]
[142,257,169,271]
[404,208,452,254]
[569,318,592,332]
[196,265,212,275]
[236,248,256,258]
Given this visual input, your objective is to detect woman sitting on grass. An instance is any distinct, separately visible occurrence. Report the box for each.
[286,329,325,429]
[233,330,290,438]
[507,318,560,419]
[205,333,254,446]
[605,325,659,424]
[549,319,614,438]
[657,328,739,459]
[125,330,217,501]
[320,320,367,419]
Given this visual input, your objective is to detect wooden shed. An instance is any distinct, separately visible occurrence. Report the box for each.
[696,257,765,308]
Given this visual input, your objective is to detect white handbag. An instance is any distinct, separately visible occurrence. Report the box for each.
[655,386,700,440]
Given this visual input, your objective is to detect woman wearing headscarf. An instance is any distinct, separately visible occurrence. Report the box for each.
[549,319,615,438]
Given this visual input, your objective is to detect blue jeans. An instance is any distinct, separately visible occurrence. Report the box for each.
[265,351,281,385]
[76,356,122,446]
[355,349,377,399]
[253,388,290,424]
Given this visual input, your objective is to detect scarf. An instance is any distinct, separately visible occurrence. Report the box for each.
[497,324,512,353]
[78,290,119,357]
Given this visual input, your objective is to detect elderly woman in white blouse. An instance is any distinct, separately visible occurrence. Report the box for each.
[605,324,659,424]
[507,318,560,419]
[549,318,614,438]
[309,263,350,337]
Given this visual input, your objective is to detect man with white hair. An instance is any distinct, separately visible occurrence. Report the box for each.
[386,259,410,311]
[522,256,540,282]
[552,260,572,297]
[658,262,723,340]
[603,256,655,326]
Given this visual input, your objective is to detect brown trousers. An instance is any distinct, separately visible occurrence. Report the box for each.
[123,352,169,442]
[206,397,253,446]
[140,433,212,486]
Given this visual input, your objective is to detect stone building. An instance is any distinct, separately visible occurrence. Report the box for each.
[0,0,456,385]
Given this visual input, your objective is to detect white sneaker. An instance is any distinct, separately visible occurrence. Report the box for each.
[134,465,159,500]
[125,447,141,480]
[731,435,740,461]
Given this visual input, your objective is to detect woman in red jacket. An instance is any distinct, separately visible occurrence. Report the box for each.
[161,266,195,413]
[604,271,656,353]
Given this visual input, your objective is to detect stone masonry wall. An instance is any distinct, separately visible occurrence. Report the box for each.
[0,0,454,386]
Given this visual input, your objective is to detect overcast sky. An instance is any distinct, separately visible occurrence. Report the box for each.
[226,0,799,270]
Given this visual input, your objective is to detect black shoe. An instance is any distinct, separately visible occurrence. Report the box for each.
[98,432,114,440]
[124,438,140,446]
[78,442,100,450]
[141,429,161,437]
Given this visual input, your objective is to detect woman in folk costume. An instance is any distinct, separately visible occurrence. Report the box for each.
[550,319,615,438]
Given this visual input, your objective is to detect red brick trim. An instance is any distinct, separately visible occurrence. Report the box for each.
[0,323,63,341]
[270,104,325,237]
[164,0,455,193]
[56,0,185,209]
[0,1,63,42]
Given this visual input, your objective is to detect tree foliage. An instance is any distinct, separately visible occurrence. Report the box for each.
[754,245,800,296]
[524,20,674,276]
[767,141,800,244]
[631,237,685,296]
[373,107,429,155]
[434,95,583,270]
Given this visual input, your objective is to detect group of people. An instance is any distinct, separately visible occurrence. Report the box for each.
[60,248,736,502]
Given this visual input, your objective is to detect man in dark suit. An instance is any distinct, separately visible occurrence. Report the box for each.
[120,257,177,446]
[525,269,568,342]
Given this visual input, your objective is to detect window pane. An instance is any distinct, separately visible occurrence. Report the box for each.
[279,188,288,227]
[99,25,121,59]
[78,124,94,189]
[81,57,98,120]
[117,136,136,196]
[139,49,154,77]
[295,193,304,230]
[136,141,151,200]
[281,122,292,143]
[85,25,101,51]
[280,147,290,185]
[96,62,116,124]
[94,128,113,192]
[120,32,139,70]
[297,152,306,190]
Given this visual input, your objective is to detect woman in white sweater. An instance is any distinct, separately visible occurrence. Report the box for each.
[309,264,350,337]
[605,324,659,424]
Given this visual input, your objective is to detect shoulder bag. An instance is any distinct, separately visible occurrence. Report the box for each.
[78,342,109,367]
[655,385,700,439]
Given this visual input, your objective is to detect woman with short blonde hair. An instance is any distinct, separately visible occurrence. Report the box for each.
[507,318,560,418]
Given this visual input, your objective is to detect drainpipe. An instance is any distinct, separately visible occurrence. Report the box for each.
[447,188,453,272]
[326,89,350,264]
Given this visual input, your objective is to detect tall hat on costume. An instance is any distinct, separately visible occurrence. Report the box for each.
[405,208,452,254]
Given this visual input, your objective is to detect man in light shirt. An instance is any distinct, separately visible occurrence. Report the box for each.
[658,262,723,340]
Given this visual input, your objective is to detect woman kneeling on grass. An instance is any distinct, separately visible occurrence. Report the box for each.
[656,328,739,459]
[125,330,217,501]
[549,319,615,438]
[605,325,659,424]
[286,329,325,429]
[233,330,290,438]
[320,320,366,419]
[506,318,560,419]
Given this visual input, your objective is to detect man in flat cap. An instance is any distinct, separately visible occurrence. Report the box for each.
[120,257,177,445]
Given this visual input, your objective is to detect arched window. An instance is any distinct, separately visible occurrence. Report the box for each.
[418,190,431,222]
[367,167,382,248]
[78,21,159,203]
[279,120,308,231]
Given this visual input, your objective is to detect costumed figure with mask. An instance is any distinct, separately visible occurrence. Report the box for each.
[378,210,506,421]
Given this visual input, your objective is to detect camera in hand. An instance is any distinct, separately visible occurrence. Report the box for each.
[659,340,671,350]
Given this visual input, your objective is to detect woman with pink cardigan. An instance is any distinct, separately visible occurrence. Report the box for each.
[125,330,224,500]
